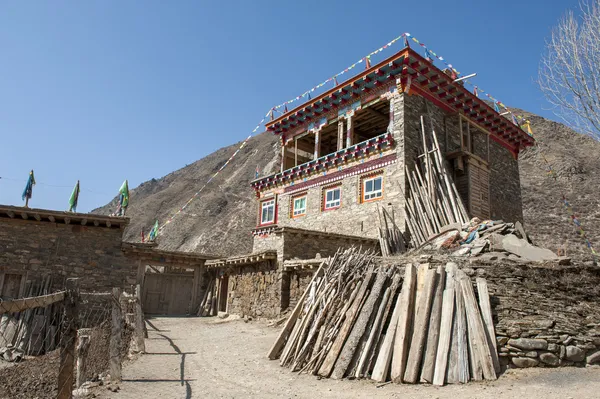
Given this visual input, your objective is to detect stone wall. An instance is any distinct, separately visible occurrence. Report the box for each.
[226,260,281,318]
[489,140,524,223]
[0,218,135,295]
[281,229,379,261]
[287,270,314,310]
[471,259,600,368]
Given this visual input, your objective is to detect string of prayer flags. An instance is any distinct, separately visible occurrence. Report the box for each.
[114,180,129,217]
[148,220,159,242]
[68,180,80,212]
[22,170,36,206]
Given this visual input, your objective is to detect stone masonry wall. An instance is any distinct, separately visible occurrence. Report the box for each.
[0,218,135,295]
[281,230,379,261]
[470,259,600,368]
[226,260,281,318]
[287,270,313,310]
[489,140,524,223]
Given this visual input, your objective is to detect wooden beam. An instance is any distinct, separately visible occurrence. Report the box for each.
[106,221,111,228]
[81,218,87,226]
[20,212,28,220]
[64,217,71,225]
[6,211,14,218]
[33,213,41,221]
[93,220,100,227]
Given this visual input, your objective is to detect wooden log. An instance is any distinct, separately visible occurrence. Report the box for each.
[268,262,325,359]
[477,278,500,374]
[317,271,373,377]
[459,273,496,381]
[433,264,456,386]
[76,335,90,388]
[0,291,65,315]
[403,268,437,384]
[355,286,391,378]
[57,279,79,399]
[390,264,417,383]
[109,287,123,382]
[331,271,388,379]
[420,265,446,383]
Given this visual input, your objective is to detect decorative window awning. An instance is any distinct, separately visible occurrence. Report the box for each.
[265,47,534,156]
[251,132,395,193]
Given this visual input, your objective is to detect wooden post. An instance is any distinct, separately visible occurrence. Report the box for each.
[294,137,299,166]
[110,287,122,382]
[390,264,417,383]
[75,335,90,388]
[346,114,353,148]
[280,142,286,173]
[314,130,320,160]
[134,284,145,353]
[58,278,79,399]
[337,119,345,151]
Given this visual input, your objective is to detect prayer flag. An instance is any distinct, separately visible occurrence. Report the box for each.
[149,220,159,241]
[68,180,80,212]
[22,170,36,203]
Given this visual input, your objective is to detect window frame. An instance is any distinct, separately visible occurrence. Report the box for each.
[259,198,277,226]
[323,186,342,211]
[361,174,384,203]
[291,194,307,218]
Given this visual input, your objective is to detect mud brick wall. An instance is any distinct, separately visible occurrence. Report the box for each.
[0,218,135,295]
[472,260,600,368]
[286,270,313,310]
[227,260,281,318]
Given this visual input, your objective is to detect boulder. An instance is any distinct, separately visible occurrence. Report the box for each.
[501,234,559,262]
[565,346,585,362]
[508,338,548,351]
[587,351,600,365]
[512,357,539,368]
[539,352,560,366]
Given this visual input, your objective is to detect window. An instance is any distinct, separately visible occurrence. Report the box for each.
[323,187,341,210]
[292,195,307,217]
[362,175,383,202]
[260,199,276,225]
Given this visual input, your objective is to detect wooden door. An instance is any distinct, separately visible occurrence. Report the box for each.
[142,273,194,315]
[218,275,229,312]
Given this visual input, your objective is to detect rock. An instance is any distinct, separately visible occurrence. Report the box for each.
[452,246,472,256]
[539,352,560,366]
[558,256,571,265]
[566,346,585,362]
[525,351,538,358]
[487,233,505,251]
[559,345,566,359]
[512,357,539,368]
[478,251,507,262]
[497,336,510,346]
[217,311,229,319]
[462,267,476,277]
[508,338,548,351]
[548,343,559,353]
[587,351,600,365]
[563,336,574,345]
[501,234,559,262]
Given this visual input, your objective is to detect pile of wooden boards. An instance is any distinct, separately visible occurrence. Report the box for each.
[377,205,405,257]
[0,276,62,360]
[267,248,500,385]
[404,117,470,248]
[197,279,217,317]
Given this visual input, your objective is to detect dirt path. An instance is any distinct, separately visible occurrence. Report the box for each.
[99,316,600,399]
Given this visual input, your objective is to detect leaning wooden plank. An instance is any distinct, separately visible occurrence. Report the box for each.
[460,273,497,381]
[433,264,456,386]
[415,263,429,306]
[355,286,391,378]
[0,291,65,314]
[390,264,417,383]
[455,276,470,383]
[331,271,388,379]
[476,278,501,374]
[420,265,446,383]
[403,268,437,384]
[317,271,373,377]
[371,285,402,382]
[268,262,325,360]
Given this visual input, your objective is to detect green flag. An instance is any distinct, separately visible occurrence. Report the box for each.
[68,180,80,212]
[149,220,159,241]
[119,180,129,208]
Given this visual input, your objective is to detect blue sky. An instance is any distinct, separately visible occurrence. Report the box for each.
[0,0,580,212]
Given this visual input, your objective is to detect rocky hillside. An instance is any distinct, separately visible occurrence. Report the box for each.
[93,111,600,261]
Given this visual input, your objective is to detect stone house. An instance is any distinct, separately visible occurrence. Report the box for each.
[208,46,535,319]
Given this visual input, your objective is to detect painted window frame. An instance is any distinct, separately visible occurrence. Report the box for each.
[291,193,307,218]
[323,186,342,211]
[361,173,384,203]
[259,197,277,226]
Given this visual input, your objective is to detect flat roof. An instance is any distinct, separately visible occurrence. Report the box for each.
[0,204,128,229]
[122,242,219,263]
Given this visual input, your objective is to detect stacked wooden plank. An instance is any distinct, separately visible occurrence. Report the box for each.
[405,117,470,248]
[377,205,406,257]
[268,249,499,385]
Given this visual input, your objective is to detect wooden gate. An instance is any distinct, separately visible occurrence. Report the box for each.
[142,272,194,315]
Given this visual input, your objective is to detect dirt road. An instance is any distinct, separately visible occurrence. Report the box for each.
[99,316,600,399]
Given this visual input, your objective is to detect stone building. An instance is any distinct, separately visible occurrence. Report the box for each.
[251,47,534,242]
[207,46,536,319]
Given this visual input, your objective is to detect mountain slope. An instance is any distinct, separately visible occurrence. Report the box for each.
[94,111,600,261]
